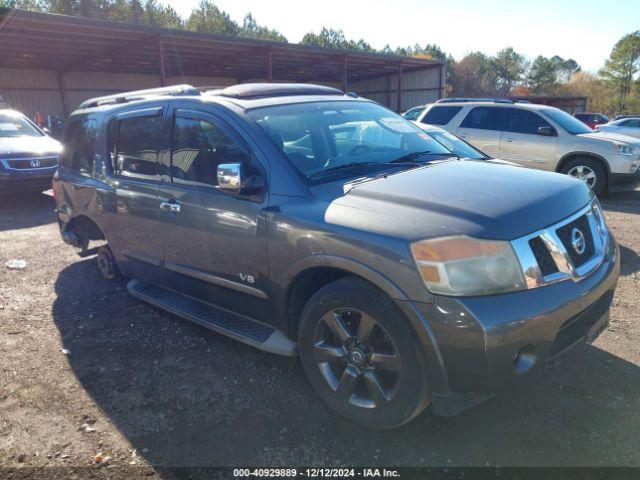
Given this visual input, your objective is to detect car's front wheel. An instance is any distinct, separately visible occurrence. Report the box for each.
[560,157,606,194]
[298,277,431,429]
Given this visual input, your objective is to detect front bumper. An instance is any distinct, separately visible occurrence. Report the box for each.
[608,171,640,192]
[0,169,56,193]
[415,237,620,394]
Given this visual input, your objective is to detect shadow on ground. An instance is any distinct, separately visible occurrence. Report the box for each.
[52,259,640,467]
[0,191,56,231]
[600,189,640,214]
[619,244,640,276]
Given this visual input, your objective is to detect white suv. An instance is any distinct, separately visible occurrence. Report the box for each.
[416,99,640,194]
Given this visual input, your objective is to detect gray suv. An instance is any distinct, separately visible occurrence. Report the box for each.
[54,84,620,428]
[417,99,640,194]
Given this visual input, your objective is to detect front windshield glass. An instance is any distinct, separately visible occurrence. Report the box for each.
[0,111,43,138]
[426,130,487,159]
[540,108,593,135]
[247,101,451,183]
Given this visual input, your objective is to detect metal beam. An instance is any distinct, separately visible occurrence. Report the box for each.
[57,71,68,118]
[342,55,348,92]
[266,48,273,82]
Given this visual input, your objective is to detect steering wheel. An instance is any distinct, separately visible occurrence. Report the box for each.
[348,144,372,156]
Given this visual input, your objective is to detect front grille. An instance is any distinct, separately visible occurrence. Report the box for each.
[528,237,558,276]
[4,156,58,170]
[550,290,613,356]
[556,214,595,268]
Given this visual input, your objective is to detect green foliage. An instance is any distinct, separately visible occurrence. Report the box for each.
[241,13,287,42]
[601,31,640,112]
[186,0,238,35]
[300,28,373,51]
[526,55,581,94]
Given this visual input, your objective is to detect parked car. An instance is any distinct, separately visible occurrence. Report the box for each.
[574,112,609,129]
[0,109,62,194]
[401,105,425,121]
[416,99,640,194]
[54,84,619,429]
[412,122,493,160]
[596,117,640,139]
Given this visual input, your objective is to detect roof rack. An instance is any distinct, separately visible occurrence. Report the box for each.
[436,97,531,104]
[209,83,344,100]
[79,84,200,109]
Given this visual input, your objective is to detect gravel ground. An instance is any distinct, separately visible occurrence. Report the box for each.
[0,190,639,476]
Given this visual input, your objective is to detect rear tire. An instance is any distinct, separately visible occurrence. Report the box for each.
[298,276,431,429]
[96,245,120,280]
[560,157,607,195]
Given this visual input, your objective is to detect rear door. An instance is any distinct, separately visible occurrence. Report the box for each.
[454,106,506,158]
[106,105,167,271]
[499,108,558,170]
[158,106,270,322]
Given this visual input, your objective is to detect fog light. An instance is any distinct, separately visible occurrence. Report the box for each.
[513,344,537,375]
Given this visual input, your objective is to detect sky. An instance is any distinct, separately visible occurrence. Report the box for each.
[163,0,639,72]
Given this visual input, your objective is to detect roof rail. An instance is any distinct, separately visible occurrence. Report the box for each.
[436,97,515,104]
[79,84,200,109]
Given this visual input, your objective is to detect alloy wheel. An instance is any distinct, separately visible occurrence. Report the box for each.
[567,165,597,188]
[313,308,401,409]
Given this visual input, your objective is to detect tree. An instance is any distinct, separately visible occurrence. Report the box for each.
[490,47,526,96]
[601,31,640,112]
[240,13,286,42]
[450,52,493,96]
[186,0,239,35]
[557,71,614,115]
[300,28,373,51]
[527,56,559,94]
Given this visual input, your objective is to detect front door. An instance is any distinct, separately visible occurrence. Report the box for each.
[499,108,558,171]
[158,107,270,321]
[454,106,506,158]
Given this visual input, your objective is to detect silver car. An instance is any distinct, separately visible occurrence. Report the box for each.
[597,117,640,140]
[417,99,640,194]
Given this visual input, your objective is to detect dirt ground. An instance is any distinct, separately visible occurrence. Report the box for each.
[0,189,639,476]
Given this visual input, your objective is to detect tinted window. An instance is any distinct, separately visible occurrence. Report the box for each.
[171,116,249,187]
[460,107,506,131]
[421,106,462,125]
[627,119,640,128]
[61,118,97,173]
[506,109,552,135]
[115,115,162,178]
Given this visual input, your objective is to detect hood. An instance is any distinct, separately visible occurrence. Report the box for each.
[578,130,640,146]
[0,135,62,157]
[318,160,592,241]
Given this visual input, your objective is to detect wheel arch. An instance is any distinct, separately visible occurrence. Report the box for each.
[282,255,450,393]
[63,214,106,248]
[556,152,611,176]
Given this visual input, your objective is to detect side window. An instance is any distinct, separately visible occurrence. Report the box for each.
[114,115,162,179]
[171,116,250,187]
[506,109,552,135]
[628,120,640,128]
[459,107,506,131]
[421,106,462,125]
[61,118,97,173]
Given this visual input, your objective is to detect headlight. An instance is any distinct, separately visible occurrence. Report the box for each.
[614,143,640,157]
[411,236,525,296]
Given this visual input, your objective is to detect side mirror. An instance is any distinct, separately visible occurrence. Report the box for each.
[217,163,264,195]
[538,126,556,137]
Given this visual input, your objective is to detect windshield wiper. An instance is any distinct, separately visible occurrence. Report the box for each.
[390,151,458,163]
[308,161,394,179]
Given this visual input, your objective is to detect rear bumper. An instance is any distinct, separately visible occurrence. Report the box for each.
[413,236,619,394]
[608,171,640,192]
[0,169,55,193]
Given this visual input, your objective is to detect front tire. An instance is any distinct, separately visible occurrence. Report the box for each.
[560,157,607,194]
[96,245,120,280]
[298,277,431,429]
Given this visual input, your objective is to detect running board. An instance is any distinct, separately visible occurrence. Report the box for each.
[127,278,298,357]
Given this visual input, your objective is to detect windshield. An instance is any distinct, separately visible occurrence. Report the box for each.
[425,129,487,160]
[247,101,451,183]
[0,111,44,138]
[540,108,593,135]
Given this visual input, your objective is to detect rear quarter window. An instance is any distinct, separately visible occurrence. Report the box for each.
[61,118,97,174]
[421,106,462,125]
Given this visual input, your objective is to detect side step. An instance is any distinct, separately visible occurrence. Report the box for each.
[127,279,298,357]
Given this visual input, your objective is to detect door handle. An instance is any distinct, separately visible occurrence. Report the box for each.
[160,200,181,213]
[504,138,515,143]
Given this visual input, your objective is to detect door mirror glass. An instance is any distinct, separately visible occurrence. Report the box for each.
[537,126,556,136]
[217,163,243,194]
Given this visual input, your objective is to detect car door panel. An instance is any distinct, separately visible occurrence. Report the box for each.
[499,108,558,171]
[454,106,506,158]
[158,107,270,322]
